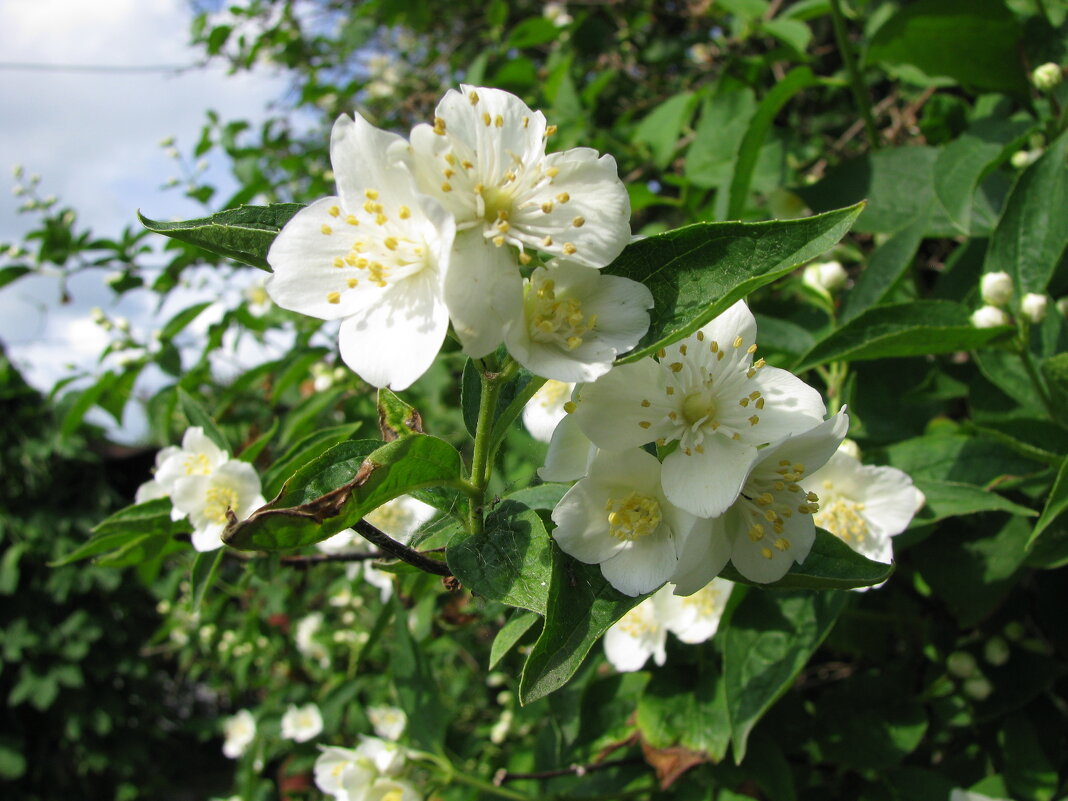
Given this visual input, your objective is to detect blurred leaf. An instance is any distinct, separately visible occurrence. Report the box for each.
[839,212,927,323]
[1028,457,1068,548]
[177,387,229,452]
[795,300,1012,371]
[686,89,757,189]
[913,478,1036,525]
[190,549,225,611]
[138,203,303,271]
[761,18,812,56]
[390,597,447,752]
[724,589,847,761]
[447,500,553,615]
[632,92,698,170]
[489,610,541,669]
[519,545,644,704]
[507,17,561,48]
[159,301,213,341]
[610,204,863,363]
[262,422,362,498]
[866,0,1027,94]
[637,664,731,763]
[51,499,190,566]
[225,435,465,550]
[0,266,31,289]
[983,130,1068,295]
[999,714,1058,801]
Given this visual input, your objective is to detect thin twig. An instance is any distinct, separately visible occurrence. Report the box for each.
[494,757,642,784]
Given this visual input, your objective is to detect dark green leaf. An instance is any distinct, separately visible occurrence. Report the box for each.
[489,610,541,669]
[685,89,757,189]
[190,549,225,611]
[999,714,1058,801]
[610,204,863,363]
[1041,352,1068,427]
[261,422,363,497]
[794,300,1012,372]
[225,435,465,551]
[723,589,848,761]
[51,499,191,566]
[0,265,31,289]
[447,500,554,615]
[519,546,644,704]
[177,388,229,452]
[719,528,893,590]
[636,664,731,763]
[138,203,304,271]
[238,416,279,463]
[503,483,569,511]
[60,374,115,438]
[507,17,561,48]
[913,479,1036,525]
[866,0,1027,94]
[1028,457,1068,548]
[839,212,927,323]
[983,130,1068,295]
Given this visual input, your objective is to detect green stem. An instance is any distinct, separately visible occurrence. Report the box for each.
[468,361,507,536]
[828,0,880,151]
[1018,340,1056,420]
[449,770,534,801]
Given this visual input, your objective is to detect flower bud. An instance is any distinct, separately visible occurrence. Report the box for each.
[1032,62,1063,91]
[12,164,23,179]
[980,271,1013,306]
[970,305,1009,329]
[159,136,175,147]
[1057,297,1068,318]
[165,147,179,159]
[1003,621,1025,641]
[838,438,862,460]
[983,636,1010,666]
[1020,293,1048,323]
[803,260,848,294]
[963,675,993,701]
[946,650,977,679]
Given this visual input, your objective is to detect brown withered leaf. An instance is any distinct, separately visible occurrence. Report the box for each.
[640,740,709,789]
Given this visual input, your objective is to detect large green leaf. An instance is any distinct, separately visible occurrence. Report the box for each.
[632,91,699,170]
[723,589,848,761]
[983,130,1068,295]
[1028,457,1068,549]
[489,610,541,670]
[224,435,465,551]
[794,300,1012,371]
[447,500,554,615]
[608,204,862,363]
[390,597,447,752]
[51,499,192,566]
[719,528,894,590]
[913,478,1036,525]
[685,88,757,189]
[636,664,732,763]
[839,211,928,323]
[519,546,645,705]
[138,203,304,271]
[261,422,363,498]
[866,0,1027,95]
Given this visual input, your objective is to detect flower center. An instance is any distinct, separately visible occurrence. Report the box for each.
[813,488,869,545]
[740,459,820,560]
[681,390,717,427]
[535,379,572,408]
[183,452,213,476]
[617,603,660,637]
[605,491,663,541]
[527,278,596,350]
[204,486,239,524]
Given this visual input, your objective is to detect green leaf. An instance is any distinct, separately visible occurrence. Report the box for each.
[460,359,481,438]
[866,0,1027,94]
[636,664,731,763]
[176,388,229,453]
[839,212,927,323]
[0,265,31,289]
[377,388,424,439]
[999,714,1059,801]
[609,204,863,363]
[686,89,757,189]
[934,117,1033,234]
[885,432,1044,486]
[238,416,279,463]
[507,17,561,48]
[489,610,541,669]
[51,499,191,566]
[159,301,213,341]
[390,597,447,752]
[138,203,304,271]
[794,300,1012,372]
[984,130,1068,295]
[519,546,644,704]
[224,435,465,551]
[913,479,1036,525]
[503,483,569,511]
[719,528,894,590]
[727,67,819,219]
[60,373,115,438]
[723,589,848,761]
[190,549,225,611]
[447,500,554,615]
[261,422,362,497]
[632,91,698,170]
[1041,353,1068,428]
[760,18,812,56]
[974,348,1046,412]
[1028,457,1068,548]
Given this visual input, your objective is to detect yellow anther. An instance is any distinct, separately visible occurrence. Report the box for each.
[748,524,765,541]
[665,386,675,395]
[345,214,359,226]
[462,160,474,169]
[563,401,577,413]
[740,398,750,407]
[806,491,819,502]
[697,330,705,341]
[749,415,759,425]
[543,236,553,247]
[321,224,332,235]
[679,344,688,356]
[384,237,398,250]
[695,444,704,453]
[493,236,505,246]
[327,292,341,304]
[365,189,379,200]
[755,398,765,410]
[640,399,651,407]
[773,538,790,551]
[761,547,773,560]
[444,168,455,179]
[375,213,388,225]
[522,116,529,128]
[333,257,344,268]
[518,252,532,265]
[657,348,667,358]
[482,112,492,126]
[545,124,558,136]
[468,91,479,104]
[556,192,570,203]
[541,201,554,213]
[347,278,358,288]
[756,493,774,506]
[433,117,447,134]
[545,166,560,178]
[710,341,719,352]
[572,216,585,227]
[562,243,577,255]
[441,182,453,192]
[747,343,757,354]
[398,206,410,219]
[733,336,743,348]
[328,205,340,217]
[639,421,652,429]
[495,114,504,127]
[669,362,683,373]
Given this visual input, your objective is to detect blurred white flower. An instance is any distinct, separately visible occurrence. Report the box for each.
[971,305,1010,329]
[367,705,407,741]
[295,612,331,667]
[171,459,265,551]
[802,260,848,294]
[979,271,1013,307]
[523,379,574,443]
[1031,62,1063,91]
[244,278,273,317]
[543,2,573,26]
[222,709,256,758]
[1020,292,1048,323]
[281,703,324,742]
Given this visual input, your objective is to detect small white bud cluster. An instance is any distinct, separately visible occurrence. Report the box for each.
[1032,62,1063,92]
[972,272,1048,328]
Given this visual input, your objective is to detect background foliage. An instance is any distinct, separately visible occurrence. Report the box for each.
[2,0,1068,799]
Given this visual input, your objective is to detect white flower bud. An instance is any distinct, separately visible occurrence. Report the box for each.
[837,438,862,460]
[963,675,993,701]
[1010,150,1038,169]
[1020,293,1048,323]
[12,185,24,197]
[196,159,209,172]
[803,260,848,293]
[983,636,1010,666]
[1057,297,1068,318]
[115,316,131,332]
[979,272,1013,306]
[159,136,175,147]
[946,650,977,679]
[1032,62,1063,91]
[165,147,180,159]
[971,305,1010,328]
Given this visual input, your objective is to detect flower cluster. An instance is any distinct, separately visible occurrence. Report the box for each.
[136,426,265,551]
[972,270,1048,327]
[549,300,852,595]
[267,85,650,390]
[314,736,421,801]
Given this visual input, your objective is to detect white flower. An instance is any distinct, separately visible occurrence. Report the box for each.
[980,271,1013,307]
[314,746,376,799]
[365,495,435,546]
[170,459,266,551]
[354,735,407,776]
[604,578,733,671]
[295,612,331,667]
[367,705,407,741]
[523,379,575,443]
[802,446,924,590]
[360,778,422,801]
[244,277,272,317]
[400,85,631,356]
[267,112,456,390]
[505,259,653,381]
[950,790,1011,801]
[971,305,1010,329]
[311,361,338,392]
[152,427,228,504]
[802,260,848,294]
[1058,297,1068,318]
[1020,292,1048,323]
[538,409,596,482]
[672,411,850,590]
[572,300,827,518]
[551,447,697,596]
[222,709,256,759]
[543,2,573,26]
[281,703,324,742]
[1032,62,1062,91]
[1011,149,1041,169]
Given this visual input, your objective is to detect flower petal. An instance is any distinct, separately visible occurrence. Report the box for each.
[329,112,410,212]
[669,518,732,596]
[729,505,815,584]
[662,435,757,518]
[444,231,522,357]
[337,270,450,390]
[538,412,596,482]
[599,528,679,596]
[748,365,828,441]
[572,360,674,450]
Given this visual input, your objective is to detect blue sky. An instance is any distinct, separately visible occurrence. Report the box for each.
[0,0,289,439]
